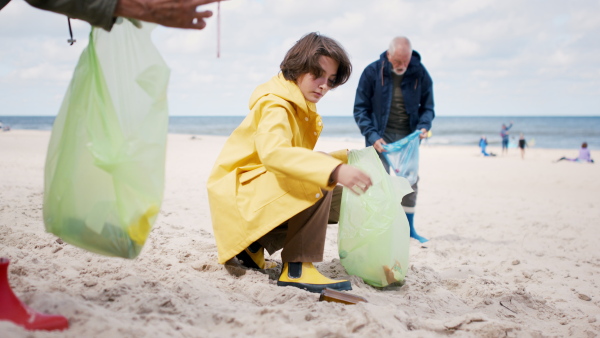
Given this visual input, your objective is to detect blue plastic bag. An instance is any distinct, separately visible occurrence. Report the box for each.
[338,147,413,287]
[382,130,422,185]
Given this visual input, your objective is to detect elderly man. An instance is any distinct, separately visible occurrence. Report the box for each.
[353,36,435,243]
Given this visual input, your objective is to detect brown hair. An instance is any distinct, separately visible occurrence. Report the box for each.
[280,32,351,88]
[582,142,588,148]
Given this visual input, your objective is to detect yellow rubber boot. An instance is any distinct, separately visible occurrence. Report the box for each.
[277,262,352,293]
[235,243,276,270]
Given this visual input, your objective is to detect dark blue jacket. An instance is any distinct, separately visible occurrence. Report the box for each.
[353,50,435,146]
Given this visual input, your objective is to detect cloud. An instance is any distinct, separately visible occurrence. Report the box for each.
[0,0,598,117]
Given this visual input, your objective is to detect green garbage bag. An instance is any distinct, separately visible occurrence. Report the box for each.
[338,147,413,287]
[43,19,170,259]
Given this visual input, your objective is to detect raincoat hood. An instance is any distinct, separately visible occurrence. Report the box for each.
[249,73,317,116]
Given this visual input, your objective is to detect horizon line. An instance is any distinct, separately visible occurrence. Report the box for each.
[1,114,599,118]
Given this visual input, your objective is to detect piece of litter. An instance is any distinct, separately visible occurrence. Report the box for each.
[578,294,591,301]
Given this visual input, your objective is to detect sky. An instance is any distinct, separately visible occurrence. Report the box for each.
[1,0,599,117]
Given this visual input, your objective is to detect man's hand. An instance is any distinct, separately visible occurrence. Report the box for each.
[115,0,222,29]
[331,164,372,195]
[419,128,428,139]
[373,138,387,153]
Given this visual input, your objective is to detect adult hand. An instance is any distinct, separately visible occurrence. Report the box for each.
[114,0,222,30]
[373,138,387,153]
[331,164,372,195]
[419,128,428,139]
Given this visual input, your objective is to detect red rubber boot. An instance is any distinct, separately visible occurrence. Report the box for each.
[0,258,69,331]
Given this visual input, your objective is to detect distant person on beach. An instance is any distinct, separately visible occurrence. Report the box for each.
[353,36,434,243]
[207,33,372,293]
[556,142,594,163]
[1,0,220,31]
[479,135,495,157]
[0,0,222,332]
[518,133,527,159]
[500,121,513,155]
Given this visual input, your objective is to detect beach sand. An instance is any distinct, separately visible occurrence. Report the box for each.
[1,130,599,337]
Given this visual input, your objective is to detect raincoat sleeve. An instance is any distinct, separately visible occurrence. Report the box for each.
[416,68,435,132]
[254,100,343,189]
[353,65,381,146]
[328,149,348,163]
[25,0,118,31]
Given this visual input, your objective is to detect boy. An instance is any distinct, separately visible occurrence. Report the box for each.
[207,33,372,293]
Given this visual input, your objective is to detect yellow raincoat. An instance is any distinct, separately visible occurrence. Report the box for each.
[207,73,348,264]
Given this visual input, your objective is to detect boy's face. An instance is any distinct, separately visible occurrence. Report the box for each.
[296,56,339,103]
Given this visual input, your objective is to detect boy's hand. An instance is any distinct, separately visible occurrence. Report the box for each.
[331,164,372,195]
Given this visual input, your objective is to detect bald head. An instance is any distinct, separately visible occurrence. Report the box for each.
[389,37,411,55]
[387,36,412,75]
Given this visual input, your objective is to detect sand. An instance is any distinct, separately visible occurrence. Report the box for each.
[1,129,599,337]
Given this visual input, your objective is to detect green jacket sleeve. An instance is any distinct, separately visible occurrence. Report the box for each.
[25,0,118,31]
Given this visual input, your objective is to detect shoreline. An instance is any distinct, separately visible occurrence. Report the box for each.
[2,114,599,150]
[1,129,588,152]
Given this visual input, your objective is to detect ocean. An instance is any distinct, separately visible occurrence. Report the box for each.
[1,115,599,150]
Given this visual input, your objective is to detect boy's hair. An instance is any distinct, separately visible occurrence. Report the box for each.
[280,32,351,88]
[582,142,588,148]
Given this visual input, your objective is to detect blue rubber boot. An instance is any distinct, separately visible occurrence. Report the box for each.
[406,213,428,243]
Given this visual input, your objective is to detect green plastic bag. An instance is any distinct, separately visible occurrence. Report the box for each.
[43,19,170,259]
[338,147,413,287]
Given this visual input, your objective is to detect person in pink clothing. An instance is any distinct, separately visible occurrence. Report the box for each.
[556,142,594,163]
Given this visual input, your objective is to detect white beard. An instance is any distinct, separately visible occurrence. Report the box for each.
[392,68,406,75]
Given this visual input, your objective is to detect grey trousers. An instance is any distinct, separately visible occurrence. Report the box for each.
[257,189,332,263]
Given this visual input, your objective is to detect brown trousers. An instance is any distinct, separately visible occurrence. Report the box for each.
[257,189,333,263]
[328,185,343,224]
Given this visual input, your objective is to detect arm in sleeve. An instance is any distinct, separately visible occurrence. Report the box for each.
[254,100,342,189]
[416,68,435,131]
[25,0,118,31]
[328,149,348,164]
[353,66,381,146]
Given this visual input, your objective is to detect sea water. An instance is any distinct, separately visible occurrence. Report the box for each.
[1,115,598,150]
